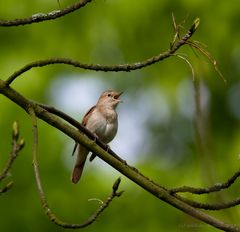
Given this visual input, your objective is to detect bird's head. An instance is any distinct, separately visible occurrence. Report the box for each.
[97,90,123,109]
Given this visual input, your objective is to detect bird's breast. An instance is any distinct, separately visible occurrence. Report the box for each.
[86,109,118,143]
[103,120,118,143]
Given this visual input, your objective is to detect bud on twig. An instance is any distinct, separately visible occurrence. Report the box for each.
[12,121,19,140]
[190,18,200,33]
[112,177,124,196]
[19,138,25,150]
[112,177,121,192]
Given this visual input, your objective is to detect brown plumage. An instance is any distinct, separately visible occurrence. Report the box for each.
[71,90,123,184]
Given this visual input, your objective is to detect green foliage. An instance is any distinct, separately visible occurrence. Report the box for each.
[1,0,240,231]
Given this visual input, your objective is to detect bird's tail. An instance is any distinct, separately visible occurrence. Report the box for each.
[71,145,88,184]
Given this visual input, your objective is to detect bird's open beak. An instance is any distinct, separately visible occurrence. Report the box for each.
[114,92,123,100]
[113,91,123,102]
[114,91,123,99]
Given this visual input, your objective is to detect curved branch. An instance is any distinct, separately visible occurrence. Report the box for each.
[5,18,200,85]
[174,194,240,211]
[170,168,240,195]
[1,80,240,231]
[29,108,123,228]
[0,0,92,27]
[174,54,195,80]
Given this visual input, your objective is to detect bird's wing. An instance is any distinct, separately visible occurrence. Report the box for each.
[82,105,96,126]
[72,105,96,156]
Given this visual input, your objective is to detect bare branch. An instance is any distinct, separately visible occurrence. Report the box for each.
[5,18,200,86]
[0,121,25,182]
[1,80,240,232]
[174,194,240,210]
[0,0,237,228]
[175,54,195,80]
[0,0,92,27]
[170,13,183,48]
[170,168,240,195]
[85,177,124,226]
[29,108,123,229]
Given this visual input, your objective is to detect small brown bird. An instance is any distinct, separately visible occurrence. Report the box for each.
[71,90,123,184]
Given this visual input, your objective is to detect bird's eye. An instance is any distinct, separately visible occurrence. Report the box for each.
[107,93,111,97]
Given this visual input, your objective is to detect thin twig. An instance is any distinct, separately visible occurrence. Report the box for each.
[88,198,104,204]
[29,108,123,228]
[175,194,240,210]
[175,54,195,80]
[170,168,240,194]
[5,18,200,85]
[170,13,181,48]
[0,121,25,182]
[57,0,62,9]
[0,181,14,194]
[187,40,226,83]
[0,0,92,27]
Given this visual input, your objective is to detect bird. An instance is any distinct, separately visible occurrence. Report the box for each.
[71,90,123,184]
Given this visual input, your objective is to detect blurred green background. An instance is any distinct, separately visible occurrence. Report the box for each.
[1,0,240,231]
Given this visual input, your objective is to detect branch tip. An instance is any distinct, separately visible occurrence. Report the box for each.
[190,18,200,33]
[0,121,24,184]
[112,177,124,197]
[112,177,121,192]
[19,138,25,149]
[115,190,124,197]
[12,121,19,140]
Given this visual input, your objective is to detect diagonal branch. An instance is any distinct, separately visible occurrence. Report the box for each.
[1,80,240,232]
[5,18,200,85]
[34,103,172,192]
[0,0,92,27]
[29,108,123,229]
[35,102,167,188]
[35,102,126,163]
